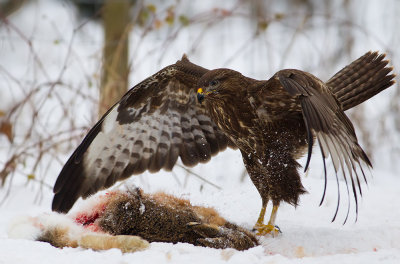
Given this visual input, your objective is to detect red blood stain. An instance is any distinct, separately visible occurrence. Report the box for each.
[74,193,115,231]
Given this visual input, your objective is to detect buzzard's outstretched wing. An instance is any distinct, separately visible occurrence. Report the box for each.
[276,69,372,223]
[52,56,232,213]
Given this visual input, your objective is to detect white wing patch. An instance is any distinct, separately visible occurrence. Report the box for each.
[103,106,119,134]
[81,97,195,190]
[85,104,121,176]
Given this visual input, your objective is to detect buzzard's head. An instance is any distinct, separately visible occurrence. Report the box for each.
[197,69,242,104]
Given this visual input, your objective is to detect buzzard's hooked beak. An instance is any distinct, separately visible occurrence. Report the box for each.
[197,88,205,103]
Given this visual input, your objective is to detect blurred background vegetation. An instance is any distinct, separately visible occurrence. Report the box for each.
[0,0,398,204]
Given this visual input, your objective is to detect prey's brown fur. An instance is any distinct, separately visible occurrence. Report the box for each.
[99,189,258,250]
[37,189,258,251]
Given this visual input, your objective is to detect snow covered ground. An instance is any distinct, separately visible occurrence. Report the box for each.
[1,148,400,264]
[1,0,400,263]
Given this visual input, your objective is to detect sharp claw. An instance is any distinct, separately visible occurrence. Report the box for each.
[254,224,282,237]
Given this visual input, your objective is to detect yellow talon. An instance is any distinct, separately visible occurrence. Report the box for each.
[253,203,281,237]
[254,224,281,237]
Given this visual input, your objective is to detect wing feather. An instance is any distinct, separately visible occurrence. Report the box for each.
[52,57,232,213]
[276,69,372,221]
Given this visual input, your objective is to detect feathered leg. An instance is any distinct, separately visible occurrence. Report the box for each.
[241,139,306,237]
[241,150,282,236]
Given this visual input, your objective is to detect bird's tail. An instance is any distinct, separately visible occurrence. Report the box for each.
[327,51,395,111]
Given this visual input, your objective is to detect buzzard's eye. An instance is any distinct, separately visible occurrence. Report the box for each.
[209,80,219,87]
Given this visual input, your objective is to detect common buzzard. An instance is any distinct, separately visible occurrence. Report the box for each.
[52,52,395,235]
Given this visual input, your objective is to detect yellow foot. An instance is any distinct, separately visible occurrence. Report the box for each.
[253,224,281,237]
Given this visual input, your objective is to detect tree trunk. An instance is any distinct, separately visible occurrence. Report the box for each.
[99,0,131,117]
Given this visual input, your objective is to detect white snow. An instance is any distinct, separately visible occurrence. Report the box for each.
[1,0,400,263]
[1,160,400,263]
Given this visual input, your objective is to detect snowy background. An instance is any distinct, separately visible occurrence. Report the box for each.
[0,0,399,263]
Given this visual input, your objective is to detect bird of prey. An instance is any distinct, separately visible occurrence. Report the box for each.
[52,51,395,236]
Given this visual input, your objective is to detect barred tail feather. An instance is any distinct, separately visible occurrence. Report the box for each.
[327,51,395,111]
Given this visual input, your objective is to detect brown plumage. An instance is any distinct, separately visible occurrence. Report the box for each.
[38,189,259,251]
[197,52,395,232]
[52,56,233,213]
[52,51,395,234]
